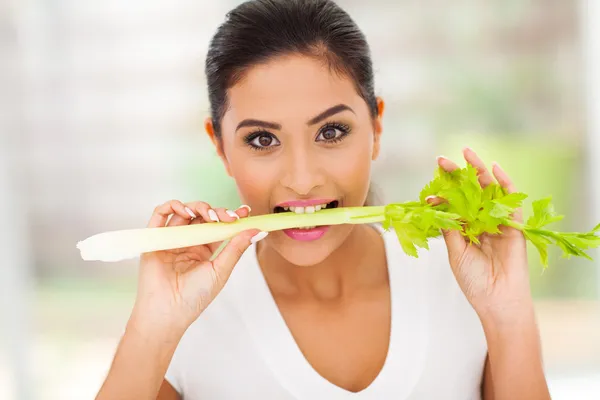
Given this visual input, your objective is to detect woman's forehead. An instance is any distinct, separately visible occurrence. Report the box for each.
[224,55,367,124]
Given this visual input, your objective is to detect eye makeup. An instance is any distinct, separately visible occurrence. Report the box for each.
[242,120,353,151]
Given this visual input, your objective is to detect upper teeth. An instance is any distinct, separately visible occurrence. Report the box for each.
[288,203,329,214]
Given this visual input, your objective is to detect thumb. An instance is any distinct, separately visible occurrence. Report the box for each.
[440,228,467,267]
[211,230,268,287]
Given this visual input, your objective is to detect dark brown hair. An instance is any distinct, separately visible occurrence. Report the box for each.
[205,0,378,137]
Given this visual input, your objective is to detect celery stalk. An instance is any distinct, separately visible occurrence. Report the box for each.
[77,206,386,262]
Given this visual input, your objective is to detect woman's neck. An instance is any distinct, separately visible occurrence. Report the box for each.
[256,225,388,301]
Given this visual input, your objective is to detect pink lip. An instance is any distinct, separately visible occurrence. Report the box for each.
[276,198,336,207]
[283,226,330,241]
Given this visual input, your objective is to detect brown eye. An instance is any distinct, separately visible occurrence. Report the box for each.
[316,123,350,143]
[322,128,337,140]
[247,132,280,150]
[258,135,273,147]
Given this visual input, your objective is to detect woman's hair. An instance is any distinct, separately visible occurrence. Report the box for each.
[205,0,382,206]
[205,0,378,138]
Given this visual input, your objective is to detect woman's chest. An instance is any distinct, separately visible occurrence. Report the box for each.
[275,289,392,393]
[178,309,487,400]
[175,237,487,399]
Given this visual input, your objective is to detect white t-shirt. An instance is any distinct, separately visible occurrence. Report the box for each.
[165,226,488,399]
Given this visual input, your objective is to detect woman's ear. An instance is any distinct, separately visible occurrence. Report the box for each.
[372,97,385,161]
[205,117,233,177]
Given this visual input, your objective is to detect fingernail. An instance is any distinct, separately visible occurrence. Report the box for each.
[185,207,197,219]
[425,195,436,202]
[492,161,501,170]
[464,146,472,152]
[208,209,220,222]
[250,231,268,244]
[226,210,240,220]
[436,155,447,161]
[237,204,252,212]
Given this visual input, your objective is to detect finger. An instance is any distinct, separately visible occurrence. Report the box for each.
[167,203,199,227]
[189,204,250,225]
[147,200,192,228]
[425,195,447,206]
[491,162,516,193]
[213,207,239,223]
[188,201,220,223]
[170,245,215,274]
[492,161,523,223]
[235,204,252,218]
[463,147,495,188]
[437,155,460,172]
[441,229,468,266]
[211,230,267,286]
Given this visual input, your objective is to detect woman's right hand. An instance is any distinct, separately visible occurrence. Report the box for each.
[130,200,266,334]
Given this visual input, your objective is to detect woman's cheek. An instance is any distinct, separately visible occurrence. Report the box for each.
[230,158,279,213]
[326,141,373,201]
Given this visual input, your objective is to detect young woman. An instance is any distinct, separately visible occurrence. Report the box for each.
[96,1,551,399]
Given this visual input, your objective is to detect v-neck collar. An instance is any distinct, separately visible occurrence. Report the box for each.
[228,225,431,399]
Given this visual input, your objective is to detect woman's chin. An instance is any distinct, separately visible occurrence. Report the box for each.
[272,226,352,267]
[279,248,334,267]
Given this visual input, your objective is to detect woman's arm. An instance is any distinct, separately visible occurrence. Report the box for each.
[480,303,549,400]
[96,314,184,400]
[430,149,551,400]
[481,355,495,400]
[158,380,181,400]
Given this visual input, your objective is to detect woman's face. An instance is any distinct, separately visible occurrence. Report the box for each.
[209,54,384,266]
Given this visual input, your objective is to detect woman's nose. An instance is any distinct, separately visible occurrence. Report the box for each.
[280,148,326,196]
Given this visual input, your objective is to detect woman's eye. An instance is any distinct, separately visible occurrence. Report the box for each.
[247,132,280,149]
[316,124,350,142]
[321,128,338,140]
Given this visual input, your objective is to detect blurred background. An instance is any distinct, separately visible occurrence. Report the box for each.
[1,0,599,398]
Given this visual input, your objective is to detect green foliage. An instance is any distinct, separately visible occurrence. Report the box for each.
[385,165,600,268]
[523,198,600,265]
[382,201,460,256]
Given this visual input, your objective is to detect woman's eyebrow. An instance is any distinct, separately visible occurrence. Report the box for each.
[234,104,354,132]
[307,104,355,126]
[236,119,282,132]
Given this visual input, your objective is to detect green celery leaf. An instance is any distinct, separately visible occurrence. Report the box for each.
[527,197,564,228]
[524,230,552,267]
[392,221,420,257]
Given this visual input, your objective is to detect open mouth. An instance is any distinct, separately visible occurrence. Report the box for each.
[274,200,339,230]
[273,200,339,214]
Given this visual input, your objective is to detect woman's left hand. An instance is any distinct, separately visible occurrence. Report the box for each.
[428,147,534,321]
